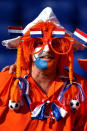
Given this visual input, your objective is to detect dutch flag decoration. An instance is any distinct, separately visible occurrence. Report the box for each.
[8,26,23,36]
[30,28,42,38]
[52,28,65,38]
[51,102,67,121]
[31,102,46,120]
[72,28,87,45]
[30,100,68,121]
[17,76,32,110]
[59,82,85,103]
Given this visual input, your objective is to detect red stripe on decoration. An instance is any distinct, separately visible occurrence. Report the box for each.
[8,26,23,30]
[76,28,87,38]
[30,28,42,31]
[53,28,65,31]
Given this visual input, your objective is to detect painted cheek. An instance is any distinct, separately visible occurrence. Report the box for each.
[34,46,42,53]
[32,46,48,70]
[43,44,50,52]
[34,59,48,69]
[32,46,42,61]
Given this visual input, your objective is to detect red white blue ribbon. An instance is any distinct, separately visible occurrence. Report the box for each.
[31,102,46,120]
[8,26,23,36]
[17,76,31,110]
[31,100,67,121]
[59,82,85,103]
[52,28,65,38]
[30,28,42,38]
[72,28,87,45]
[51,102,67,121]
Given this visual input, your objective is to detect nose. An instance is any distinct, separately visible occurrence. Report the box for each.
[43,44,50,52]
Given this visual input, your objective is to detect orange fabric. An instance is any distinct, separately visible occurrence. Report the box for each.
[84,122,87,131]
[78,59,87,72]
[0,71,87,131]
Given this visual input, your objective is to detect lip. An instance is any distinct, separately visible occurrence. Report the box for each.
[41,58,53,61]
[39,55,54,61]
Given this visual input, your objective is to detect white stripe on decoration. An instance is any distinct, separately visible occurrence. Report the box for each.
[8,29,23,33]
[30,31,42,35]
[74,31,87,42]
[52,31,65,35]
[56,104,67,118]
[26,95,32,104]
[31,104,44,117]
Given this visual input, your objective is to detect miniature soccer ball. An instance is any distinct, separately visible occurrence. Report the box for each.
[9,100,21,110]
[70,99,80,111]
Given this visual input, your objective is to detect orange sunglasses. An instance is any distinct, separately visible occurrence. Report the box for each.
[27,36,74,55]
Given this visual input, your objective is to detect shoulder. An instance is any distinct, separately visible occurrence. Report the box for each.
[0,71,15,93]
[0,71,15,83]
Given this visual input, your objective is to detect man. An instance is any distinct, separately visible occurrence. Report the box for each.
[0,7,87,131]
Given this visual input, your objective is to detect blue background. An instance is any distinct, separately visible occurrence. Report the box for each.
[0,0,87,79]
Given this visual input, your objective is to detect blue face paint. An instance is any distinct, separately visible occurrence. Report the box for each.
[34,58,48,69]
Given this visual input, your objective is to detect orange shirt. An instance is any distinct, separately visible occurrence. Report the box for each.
[0,71,86,131]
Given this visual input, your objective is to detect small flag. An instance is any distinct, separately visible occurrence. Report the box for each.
[31,102,45,120]
[52,102,67,121]
[17,77,31,110]
[8,26,23,36]
[72,28,87,45]
[31,100,67,121]
[52,28,65,38]
[30,28,42,38]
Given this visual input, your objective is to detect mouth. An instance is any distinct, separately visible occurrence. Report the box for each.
[39,55,54,59]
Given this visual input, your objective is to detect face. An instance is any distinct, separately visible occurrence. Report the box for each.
[30,23,73,72]
[32,39,59,72]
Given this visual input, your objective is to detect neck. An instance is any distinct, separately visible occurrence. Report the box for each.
[31,64,57,94]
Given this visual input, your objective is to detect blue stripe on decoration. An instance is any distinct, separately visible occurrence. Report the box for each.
[8,33,23,36]
[52,34,65,38]
[30,34,42,38]
[72,34,87,45]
